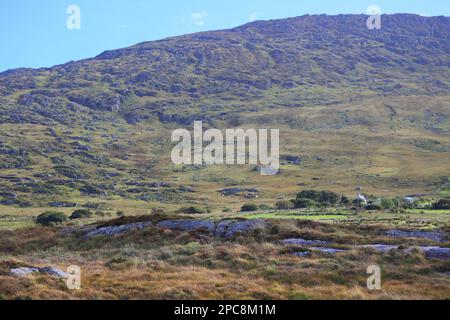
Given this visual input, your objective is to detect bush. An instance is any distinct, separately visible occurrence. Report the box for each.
[151,208,165,215]
[69,209,93,220]
[432,199,450,210]
[275,200,294,210]
[222,208,232,212]
[178,206,206,214]
[258,204,272,211]
[296,190,339,205]
[116,210,125,217]
[365,204,382,211]
[240,204,258,212]
[36,211,68,226]
[381,198,396,209]
[340,195,350,205]
[292,198,317,209]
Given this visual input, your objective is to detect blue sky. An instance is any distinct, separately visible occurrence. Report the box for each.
[0,0,449,72]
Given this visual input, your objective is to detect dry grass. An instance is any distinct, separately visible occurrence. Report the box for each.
[0,215,449,300]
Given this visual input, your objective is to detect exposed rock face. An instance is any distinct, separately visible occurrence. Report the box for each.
[386,230,444,242]
[310,247,347,254]
[157,219,266,238]
[10,267,39,277]
[157,220,216,233]
[282,238,329,246]
[39,267,69,278]
[422,246,450,259]
[10,266,68,278]
[214,220,266,238]
[283,238,450,259]
[84,222,152,238]
[362,244,399,253]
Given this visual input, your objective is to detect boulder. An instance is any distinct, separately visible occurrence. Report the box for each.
[157,220,215,233]
[85,222,152,238]
[39,267,69,278]
[10,267,39,277]
[282,238,330,246]
[214,220,266,238]
[386,230,444,242]
[10,266,68,278]
[422,246,450,260]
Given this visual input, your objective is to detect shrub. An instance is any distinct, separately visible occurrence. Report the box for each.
[36,211,68,226]
[365,204,382,211]
[151,208,165,215]
[432,199,450,210]
[222,208,232,212]
[116,210,125,217]
[293,198,318,209]
[340,195,350,205]
[381,198,396,209]
[275,200,294,210]
[240,204,258,212]
[296,190,339,205]
[258,204,272,211]
[69,209,93,220]
[178,206,206,214]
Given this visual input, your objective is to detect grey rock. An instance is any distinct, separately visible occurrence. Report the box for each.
[282,238,330,246]
[39,267,69,278]
[421,246,450,259]
[293,251,311,257]
[156,219,266,238]
[85,221,152,238]
[157,220,215,233]
[386,230,444,242]
[10,267,39,277]
[362,244,399,253]
[310,247,347,254]
[215,220,266,238]
[48,201,77,208]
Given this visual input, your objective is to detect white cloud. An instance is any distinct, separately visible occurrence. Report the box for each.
[248,12,258,22]
[190,12,208,26]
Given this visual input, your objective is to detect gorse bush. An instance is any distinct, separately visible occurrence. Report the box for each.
[36,211,68,226]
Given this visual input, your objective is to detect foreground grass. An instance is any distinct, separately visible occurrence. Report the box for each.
[0,214,449,300]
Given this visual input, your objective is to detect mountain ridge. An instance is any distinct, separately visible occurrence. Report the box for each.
[0,14,449,208]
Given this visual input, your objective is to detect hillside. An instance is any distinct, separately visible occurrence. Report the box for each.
[0,13,449,213]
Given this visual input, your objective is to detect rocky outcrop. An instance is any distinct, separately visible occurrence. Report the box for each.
[10,266,68,278]
[157,220,215,233]
[10,267,39,277]
[386,230,444,242]
[214,220,266,238]
[422,246,450,259]
[157,219,267,238]
[282,238,330,246]
[84,222,152,238]
[284,238,450,259]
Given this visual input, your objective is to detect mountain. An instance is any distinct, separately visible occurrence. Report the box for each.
[0,14,449,210]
